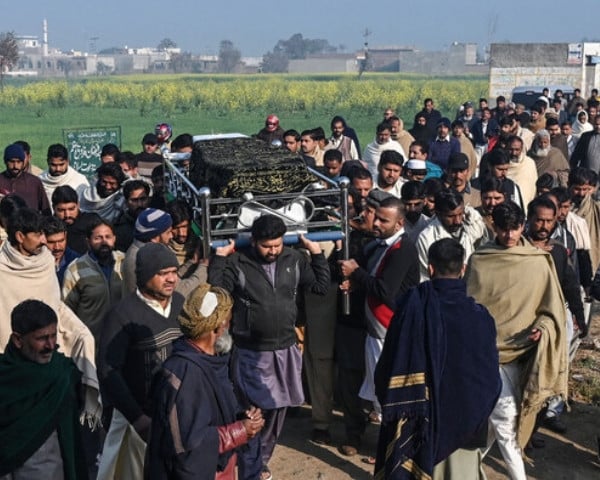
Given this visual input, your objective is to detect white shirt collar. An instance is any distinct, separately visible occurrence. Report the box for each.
[136,288,172,318]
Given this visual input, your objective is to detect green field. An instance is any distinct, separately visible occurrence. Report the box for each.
[0,73,487,168]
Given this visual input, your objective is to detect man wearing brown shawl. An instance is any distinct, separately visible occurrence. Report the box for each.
[569,167,600,273]
[465,201,567,480]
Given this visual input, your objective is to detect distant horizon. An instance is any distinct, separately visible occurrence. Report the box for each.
[2,0,598,57]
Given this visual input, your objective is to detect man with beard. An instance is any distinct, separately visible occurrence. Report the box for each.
[498,114,534,152]
[209,215,329,480]
[14,140,42,175]
[0,144,50,215]
[525,195,586,437]
[445,152,481,208]
[570,114,600,172]
[401,180,430,242]
[451,120,478,179]
[0,300,88,480]
[282,130,301,154]
[529,130,570,186]
[164,199,199,270]
[98,243,184,480]
[416,189,486,281]
[363,122,406,177]
[456,101,475,133]
[300,129,323,167]
[409,112,431,143]
[476,176,508,242]
[428,118,461,171]
[52,186,101,254]
[122,208,173,294]
[546,117,570,160]
[256,114,285,145]
[338,197,419,440]
[348,168,374,219]
[465,202,567,480]
[506,135,538,207]
[147,284,265,480]
[114,180,151,252]
[406,140,444,180]
[164,199,208,298]
[41,216,80,287]
[550,186,593,304]
[480,148,525,211]
[328,116,359,161]
[388,115,415,156]
[416,98,442,140]
[525,196,585,338]
[39,143,89,205]
[492,95,507,120]
[80,162,126,223]
[569,167,600,273]
[373,150,405,197]
[62,218,124,344]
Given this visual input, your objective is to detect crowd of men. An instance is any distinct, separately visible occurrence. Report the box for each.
[0,89,599,480]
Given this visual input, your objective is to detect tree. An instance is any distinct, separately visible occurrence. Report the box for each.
[217,40,241,73]
[57,58,73,78]
[96,61,112,76]
[0,31,18,90]
[170,52,194,73]
[260,33,337,73]
[273,33,337,60]
[157,38,177,51]
[98,46,127,55]
[261,49,289,73]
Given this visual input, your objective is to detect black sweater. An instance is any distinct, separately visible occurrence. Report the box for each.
[98,292,184,423]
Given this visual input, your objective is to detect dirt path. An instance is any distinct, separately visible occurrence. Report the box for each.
[269,311,600,479]
[269,402,599,479]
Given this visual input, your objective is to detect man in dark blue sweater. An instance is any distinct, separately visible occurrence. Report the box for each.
[428,118,461,170]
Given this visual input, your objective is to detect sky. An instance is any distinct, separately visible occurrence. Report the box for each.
[2,0,598,57]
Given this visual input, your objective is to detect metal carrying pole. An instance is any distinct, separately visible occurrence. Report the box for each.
[199,187,212,257]
[339,177,351,315]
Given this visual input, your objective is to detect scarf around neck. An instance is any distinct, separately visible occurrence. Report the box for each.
[0,342,87,479]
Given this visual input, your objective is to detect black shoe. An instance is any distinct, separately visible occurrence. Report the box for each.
[529,432,545,448]
[311,428,332,445]
[544,416,567,434]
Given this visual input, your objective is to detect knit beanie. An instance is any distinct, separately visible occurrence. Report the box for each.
[134,208,172,242]
[4,144,25,162]
[178,284,233,339]
[135,243,179,287]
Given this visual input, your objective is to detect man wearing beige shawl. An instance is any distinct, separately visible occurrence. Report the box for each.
[569,167,600,273]
[465,202,567,480]
[507,135,538,207]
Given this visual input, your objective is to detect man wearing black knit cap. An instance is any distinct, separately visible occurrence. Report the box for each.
[98,242,184,479]
[122,207,173,293]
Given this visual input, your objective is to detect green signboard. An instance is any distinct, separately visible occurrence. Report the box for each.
[63,126,121,178]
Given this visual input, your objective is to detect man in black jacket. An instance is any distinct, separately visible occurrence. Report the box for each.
[208,215,330,480]
[338,196,420,433]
